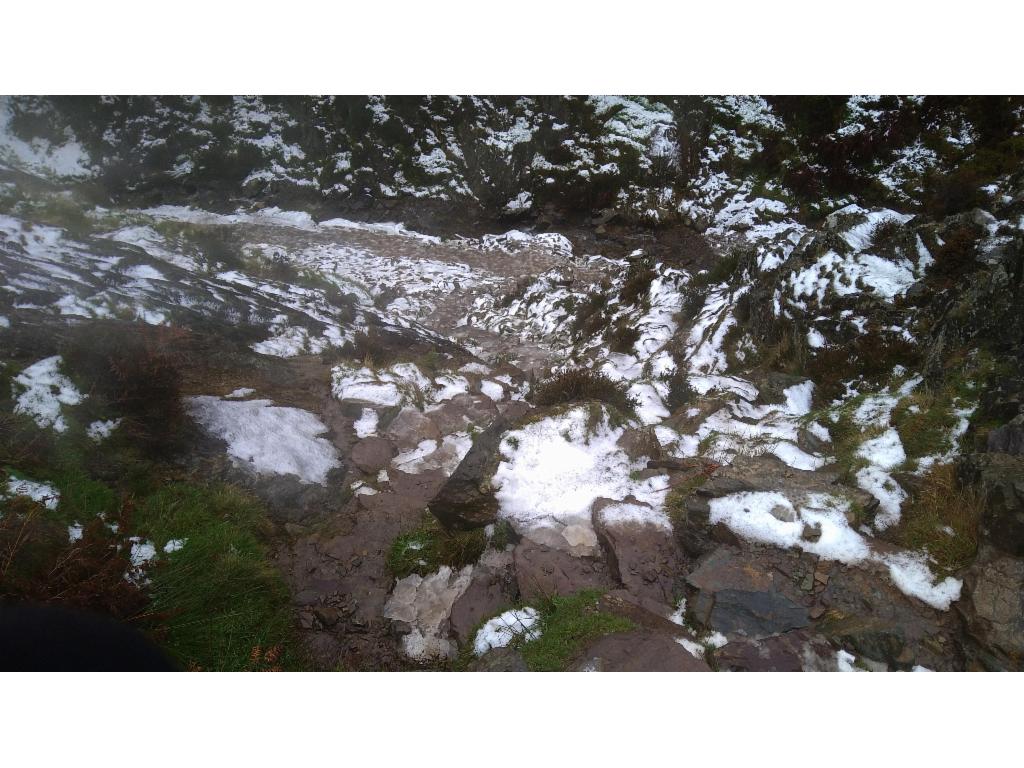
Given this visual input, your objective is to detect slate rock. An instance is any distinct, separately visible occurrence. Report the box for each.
[573,630,711,671]
[685,547,809,638]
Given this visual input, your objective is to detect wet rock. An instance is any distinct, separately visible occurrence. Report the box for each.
[358,467,447,516]
[385,407,442,452]
[958,547,1024,670]
[573,631,711,671]
[350,436,397,474]
[648,457,715,472]
[426,393,499,435]
[987,414,1024,456]
[801,521,823,542]
[497,400,531,422]
[592,499,681,604]
[798,425,831,456]
[818,562,961,670]
[467,646,528,671]
[715,629,835,672]
[958,452,1024,556]
[429,415,509,530]
[449,550,518,645]
[685,547,809,638]
[513,541,612,600]
[616,426,662,462]
[690,454,873,509]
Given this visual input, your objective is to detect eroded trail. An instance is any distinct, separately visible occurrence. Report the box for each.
[1,186,1012,672]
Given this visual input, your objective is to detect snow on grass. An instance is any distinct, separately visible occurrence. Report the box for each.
[695,381,826,470]
[708,489,960,610]
[186,396,340,484]
[353,408,379,438]
[163,538,187,554]
[881,552,962,611]
[86,418,122,443]
[856,428,906,471]
[473,607,542,656]
[3,475,60,511]
[103,225,202,271]
[224,387,256,399]
[475,230,573,259]
[12,355,84,432]
[0,315,10,328]
[855,466,907,529]
[491,406,669,541]
[68,523,83,542]
[0,99,93,178]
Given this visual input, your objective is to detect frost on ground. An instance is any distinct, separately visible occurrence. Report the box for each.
[12,355,83,432]
[473,608,542,656]
[3,475,60,511]
[186,396,340,484]
[87,418,122,442]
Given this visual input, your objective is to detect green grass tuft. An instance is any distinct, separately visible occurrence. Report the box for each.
[135,482,292,671]
[520,590,634,672]
[386,513,489,580]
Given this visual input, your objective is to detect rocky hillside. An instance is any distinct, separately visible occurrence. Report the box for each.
[1,95,1022,671]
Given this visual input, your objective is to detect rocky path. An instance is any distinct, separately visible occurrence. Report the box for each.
[5,188,1020,672]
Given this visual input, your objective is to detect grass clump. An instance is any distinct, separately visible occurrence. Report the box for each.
[571,290,609,340]
[892,464,983,573]
[136,481,292,671]
[659,365,694,412]
[520,590,634,671]
[387,513,489,580]
[619,256,656,307]
[891,389,958,469]
[530,367,637,416]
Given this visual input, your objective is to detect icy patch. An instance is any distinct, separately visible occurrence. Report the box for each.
[86,418,122,443]
[12,355,84,432]
[3,475,60,511]
[186,396,340,484]
[224,388,256,399]
[392,433,472,476]
[473,608,542,656]
[383,565,474,661]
